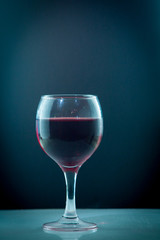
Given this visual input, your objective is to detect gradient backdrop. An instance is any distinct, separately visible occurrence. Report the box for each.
[1,0,160,209]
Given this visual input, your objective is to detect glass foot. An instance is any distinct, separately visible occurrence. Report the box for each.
[43,216,97,232]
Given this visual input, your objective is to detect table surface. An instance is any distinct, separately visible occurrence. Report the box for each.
[0,209,160,240]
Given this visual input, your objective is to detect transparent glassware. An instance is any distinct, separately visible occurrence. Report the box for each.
[36,94,103,231]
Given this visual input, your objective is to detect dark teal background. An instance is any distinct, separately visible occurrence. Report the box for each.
[1,0,160,209]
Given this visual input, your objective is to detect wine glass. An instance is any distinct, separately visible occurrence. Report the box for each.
[36,94,103,231]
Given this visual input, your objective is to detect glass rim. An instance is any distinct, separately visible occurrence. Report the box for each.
[41,94,97,99]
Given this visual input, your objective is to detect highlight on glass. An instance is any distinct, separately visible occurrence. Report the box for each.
[36,94,103,231]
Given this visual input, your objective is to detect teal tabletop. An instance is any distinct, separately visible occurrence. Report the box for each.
[0,209,160,240]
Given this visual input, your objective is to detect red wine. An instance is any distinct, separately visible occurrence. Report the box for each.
[36,118,103,171]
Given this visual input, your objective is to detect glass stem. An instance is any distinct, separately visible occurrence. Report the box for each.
[63,171,78,219]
